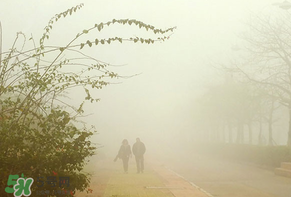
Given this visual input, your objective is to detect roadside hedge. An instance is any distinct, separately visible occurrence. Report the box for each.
[192,143,291,168]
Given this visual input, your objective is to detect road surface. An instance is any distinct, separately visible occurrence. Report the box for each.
[156,149,291,197]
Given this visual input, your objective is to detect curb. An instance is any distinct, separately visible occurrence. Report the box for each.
[165,167,214,197]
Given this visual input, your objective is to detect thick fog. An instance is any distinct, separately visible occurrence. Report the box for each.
[1,0,289,159]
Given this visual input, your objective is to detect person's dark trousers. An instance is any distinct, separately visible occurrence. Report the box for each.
[135,155,144,173]
[122,157,129,172]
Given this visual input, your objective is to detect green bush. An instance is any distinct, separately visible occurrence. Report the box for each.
[0,108,96,196]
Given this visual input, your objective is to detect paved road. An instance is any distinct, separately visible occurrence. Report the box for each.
[156,151,291,197]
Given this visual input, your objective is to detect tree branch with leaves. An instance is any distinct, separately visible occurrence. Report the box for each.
[0,4,175,196]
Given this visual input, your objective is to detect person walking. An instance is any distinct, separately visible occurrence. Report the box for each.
[132,138,146,173]
[114,139,132,173]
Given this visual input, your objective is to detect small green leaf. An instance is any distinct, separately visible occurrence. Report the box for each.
[83,29,89,34]
[98,24,103,31]
[86,40,92,47]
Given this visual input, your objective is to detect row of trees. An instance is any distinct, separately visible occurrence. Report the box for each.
[193,10,291,146]
[0,4,175,196]
[193,79,283,145]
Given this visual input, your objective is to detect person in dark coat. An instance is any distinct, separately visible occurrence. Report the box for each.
[114,139,132,173]
[132,138,146,173]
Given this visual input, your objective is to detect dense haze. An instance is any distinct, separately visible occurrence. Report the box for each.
[1,0,288,158]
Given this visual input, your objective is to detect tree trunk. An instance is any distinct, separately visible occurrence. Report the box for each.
[228,123,233,143]
[288,108,291,146]
[248,121,253,145]
[258,116,263,145]
[268,121,273,146]
[222,123,226,143]
[236,122,243,144]
[236,123,240,144]
[241,124,244,144]
[268,99,275,146]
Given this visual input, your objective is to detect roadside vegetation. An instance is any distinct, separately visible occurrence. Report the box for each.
[187,9,291,167]
[0,4,175,196]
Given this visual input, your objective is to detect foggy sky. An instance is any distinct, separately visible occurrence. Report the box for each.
[0,0,282,153]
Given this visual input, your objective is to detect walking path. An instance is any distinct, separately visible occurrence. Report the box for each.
[75,156,210,197]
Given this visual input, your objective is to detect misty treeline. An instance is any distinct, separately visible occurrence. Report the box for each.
[193,12,291,147]
[0,4,175,196]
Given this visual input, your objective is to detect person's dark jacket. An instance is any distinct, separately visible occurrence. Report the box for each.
[132,142,146,157]
[117,144,131,159]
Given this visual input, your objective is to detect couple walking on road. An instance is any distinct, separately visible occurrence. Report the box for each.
[114,138,146,174]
